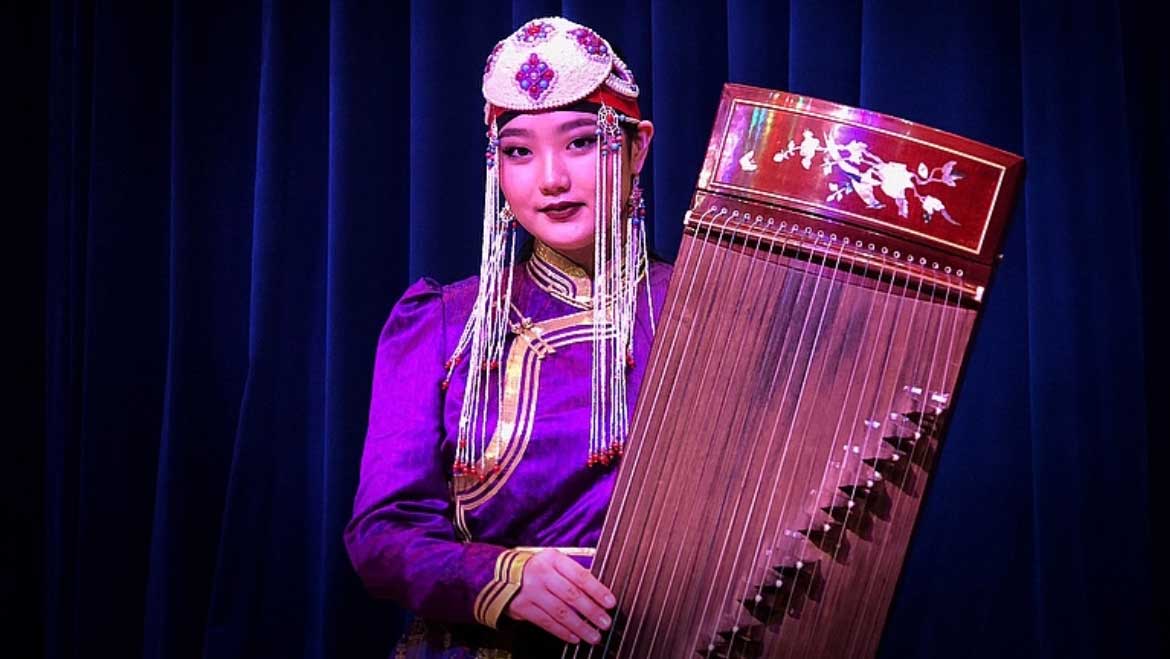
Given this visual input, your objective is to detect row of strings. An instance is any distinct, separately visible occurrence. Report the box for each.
[565,207,971,658]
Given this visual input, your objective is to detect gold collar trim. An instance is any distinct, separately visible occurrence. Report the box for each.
[527,241,593,309]
[525,240,652,311]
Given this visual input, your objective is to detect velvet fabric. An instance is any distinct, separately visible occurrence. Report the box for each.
[43,1,1165,658]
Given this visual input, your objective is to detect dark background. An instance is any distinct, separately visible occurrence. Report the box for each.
[27,1,1167,657]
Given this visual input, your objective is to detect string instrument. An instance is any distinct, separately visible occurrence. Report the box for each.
[535,84,1023,659]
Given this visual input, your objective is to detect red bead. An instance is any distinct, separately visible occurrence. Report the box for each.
[440,380,449,391]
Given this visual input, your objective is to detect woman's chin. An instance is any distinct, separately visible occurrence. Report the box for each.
[531,227,592,254]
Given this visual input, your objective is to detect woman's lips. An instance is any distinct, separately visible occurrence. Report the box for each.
[541,202,584,221]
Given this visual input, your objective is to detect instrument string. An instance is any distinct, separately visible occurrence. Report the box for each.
[632,215,772,657]
[766,240,879,651]
[683,229,842,655]
[853,265,964,651]
[842,260,941,657]
[566,203,713,659]
[607,209,749,657]
[796,246,897,649]
[664,216,797,656]
[581,206,728,659]
[697,233,850,658]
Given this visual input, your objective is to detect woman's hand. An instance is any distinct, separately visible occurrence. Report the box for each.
[504,549,616,645]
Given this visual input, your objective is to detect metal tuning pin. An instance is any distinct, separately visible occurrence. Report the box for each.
[862,456,916,494]
[838,482,892,520]
[697,625,766,659]
[821,501,875,540]
[798,522,850,563]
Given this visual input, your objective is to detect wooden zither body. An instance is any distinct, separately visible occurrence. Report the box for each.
[561,85,1024,659]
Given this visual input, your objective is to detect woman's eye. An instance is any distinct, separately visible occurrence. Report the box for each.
[501,145,530,158]
[569,136,598,150]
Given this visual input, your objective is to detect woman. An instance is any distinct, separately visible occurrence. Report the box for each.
[344,16,670,657]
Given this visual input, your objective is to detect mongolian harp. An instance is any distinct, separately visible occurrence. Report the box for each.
[570,85,1024,658]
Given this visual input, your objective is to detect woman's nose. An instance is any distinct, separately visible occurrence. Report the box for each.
[538,154,570,195]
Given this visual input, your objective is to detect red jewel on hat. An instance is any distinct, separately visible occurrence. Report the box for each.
[516,21,554,44]
[515,53,556,101]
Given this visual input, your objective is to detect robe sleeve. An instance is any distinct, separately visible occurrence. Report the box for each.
[344,278,532,628]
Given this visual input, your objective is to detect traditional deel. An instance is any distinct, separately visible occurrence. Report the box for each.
[346,245,672,652]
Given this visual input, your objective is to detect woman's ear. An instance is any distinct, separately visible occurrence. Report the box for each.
[629,120,654,175]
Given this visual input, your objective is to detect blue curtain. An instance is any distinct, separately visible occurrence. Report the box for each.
[44,1,1165,658]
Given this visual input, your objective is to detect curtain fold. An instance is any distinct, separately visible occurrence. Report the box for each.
[45,1,1164,657]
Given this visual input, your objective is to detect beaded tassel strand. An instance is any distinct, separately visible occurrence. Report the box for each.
[448,120,517,483]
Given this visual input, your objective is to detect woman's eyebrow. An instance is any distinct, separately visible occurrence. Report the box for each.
[498,127,530,139]
[558,118,597,133]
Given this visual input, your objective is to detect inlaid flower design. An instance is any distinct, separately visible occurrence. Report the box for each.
[769,129,963,225]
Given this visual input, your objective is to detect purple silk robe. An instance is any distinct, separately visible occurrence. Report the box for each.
[345,243,672,657]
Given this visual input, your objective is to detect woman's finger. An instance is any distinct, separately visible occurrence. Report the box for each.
[550,552,616,610]
[521,604,582,645]
[531,591,602,645]
[546,571,612,631]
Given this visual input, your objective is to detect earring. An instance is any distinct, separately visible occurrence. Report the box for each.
[628,174,646,225]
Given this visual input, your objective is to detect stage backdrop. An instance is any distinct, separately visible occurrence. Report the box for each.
[46,1,1166,658]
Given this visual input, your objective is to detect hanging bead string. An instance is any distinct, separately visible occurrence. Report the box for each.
[448,109,648,478]
[589,104,640,468]
[447,120,518,482]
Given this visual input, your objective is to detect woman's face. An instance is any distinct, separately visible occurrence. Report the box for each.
[497,109,652,267]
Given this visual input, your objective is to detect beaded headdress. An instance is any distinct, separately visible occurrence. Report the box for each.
[445,16,654,482]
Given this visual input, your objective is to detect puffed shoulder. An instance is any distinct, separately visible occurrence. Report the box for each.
[376,275,480,350]
[377,277,443,341]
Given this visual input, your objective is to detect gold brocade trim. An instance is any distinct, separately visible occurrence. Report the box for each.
[513,546,597,557]
[454,310,593,496]
[473,549,535,629]
[458,332,606,515]
[457,327,609,507]
[393,617,514,658]
[531,240,592,301]
[453,311,604,541]
[527,240,651,311]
